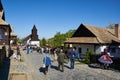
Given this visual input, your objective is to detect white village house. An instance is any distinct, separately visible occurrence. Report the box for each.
[65,24,120,58]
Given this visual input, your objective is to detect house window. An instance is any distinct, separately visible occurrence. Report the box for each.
[0,30,5,39]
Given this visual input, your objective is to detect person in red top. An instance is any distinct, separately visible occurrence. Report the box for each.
[98,49,113,69]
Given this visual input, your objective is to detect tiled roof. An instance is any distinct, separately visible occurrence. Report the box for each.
[0,18,8,25]
[65,24,120,44]
[65,37,99,44]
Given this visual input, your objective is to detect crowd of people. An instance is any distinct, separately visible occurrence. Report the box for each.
[23,45,114,75]
[0,42,114,76]
[42,47,80,75]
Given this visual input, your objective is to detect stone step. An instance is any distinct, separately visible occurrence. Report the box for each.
[9,73,32,80]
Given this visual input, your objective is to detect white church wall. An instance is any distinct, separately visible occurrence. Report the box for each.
[30,41,40,47]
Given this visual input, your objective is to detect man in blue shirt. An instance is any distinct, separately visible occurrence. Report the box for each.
[68,47,77,69]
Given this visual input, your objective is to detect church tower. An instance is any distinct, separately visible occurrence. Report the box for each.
[23,25,40,46]
[31,25,39,41]
[28,25,40,46]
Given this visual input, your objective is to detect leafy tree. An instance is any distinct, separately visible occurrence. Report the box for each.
[47,29,76,47]
[17,38,23,44]
[106,24,115,29]
[47,38,54,47]
[84,49,95,64]
[40,38,47,47]
[66,30,76,38]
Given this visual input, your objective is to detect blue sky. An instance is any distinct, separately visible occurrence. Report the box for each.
[2,0,120,39]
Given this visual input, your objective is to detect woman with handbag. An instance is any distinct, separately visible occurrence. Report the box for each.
[43,55,51,75]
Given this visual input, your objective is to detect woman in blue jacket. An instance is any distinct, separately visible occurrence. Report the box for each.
[43,55,51,75]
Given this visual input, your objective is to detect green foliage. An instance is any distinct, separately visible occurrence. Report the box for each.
[40,38,47,47]
[39,29,76,47]
[84,49,95,64]
[17,38,23,44]
[53,32,66,47]
[47,29,76,47]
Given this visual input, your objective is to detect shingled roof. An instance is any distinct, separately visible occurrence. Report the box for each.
[65,24,120,44]
[0,18,8,25]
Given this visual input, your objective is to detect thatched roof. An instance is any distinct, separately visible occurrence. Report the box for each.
[0,10,4,18]
[0,18,8,25]
[65,37,99,44]
[65,24,120,44]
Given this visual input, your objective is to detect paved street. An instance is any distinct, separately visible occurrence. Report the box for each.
[10,50,120,80]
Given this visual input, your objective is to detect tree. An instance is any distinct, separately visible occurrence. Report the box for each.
[84,49,95,64]
[40,38,47,47]
[47,29,76,48]
[17,38,23,44]
[66,30,76,38]
[106,24,115,29]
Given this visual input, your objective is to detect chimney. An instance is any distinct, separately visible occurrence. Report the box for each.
[115,24,119,38]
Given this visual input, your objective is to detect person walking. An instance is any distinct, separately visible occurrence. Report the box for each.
[27,45,30,54]
[54,49,58,61]
[68,47,77,69]
[57,49,65,72]
[43,55,52,75]
[77,46,81,61]
[17,46,21,61]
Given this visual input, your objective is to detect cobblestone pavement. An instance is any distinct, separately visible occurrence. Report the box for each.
[10,50,120,80]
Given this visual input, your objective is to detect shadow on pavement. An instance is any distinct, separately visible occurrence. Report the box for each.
[39,67,45,74]
[88,64,100,69]
[64,65,70,69]
[0,58,10,80]
[50,65,59,70]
